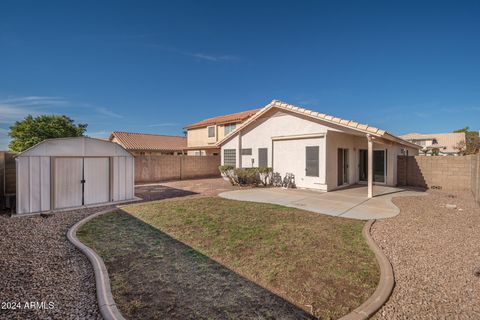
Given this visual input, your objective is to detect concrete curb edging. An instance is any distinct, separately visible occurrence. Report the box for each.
[339,219,394,320]
[69,209,393,320]
[67,208,126,320]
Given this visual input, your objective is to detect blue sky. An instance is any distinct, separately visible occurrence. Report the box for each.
[1,0,479,149]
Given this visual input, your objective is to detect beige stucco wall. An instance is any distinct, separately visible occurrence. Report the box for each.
[325,132,408,189]
[187,123,239,148]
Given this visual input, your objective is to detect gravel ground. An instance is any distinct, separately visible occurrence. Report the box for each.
[0,207,113,320]
[372,190,480,319]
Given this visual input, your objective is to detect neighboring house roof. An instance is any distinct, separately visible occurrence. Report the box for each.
[185,108,261,129]
[109,131,187,152]
[399,132,466,153]
[217,100,421,149]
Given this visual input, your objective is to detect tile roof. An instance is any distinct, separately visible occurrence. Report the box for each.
[400,132,466,153]
[109,132,187,151]
[217,100,421,149]
[185,108,261,129]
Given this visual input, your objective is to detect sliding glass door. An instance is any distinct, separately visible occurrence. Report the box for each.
[359,149,386,183]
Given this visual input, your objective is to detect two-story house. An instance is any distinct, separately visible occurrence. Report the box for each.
[184,109,260,155]
[400,132,466,155]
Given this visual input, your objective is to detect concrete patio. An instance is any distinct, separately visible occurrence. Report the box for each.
[219,185,426,220]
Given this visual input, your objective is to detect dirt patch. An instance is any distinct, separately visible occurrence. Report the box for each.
[372,190,480,319]
[80,197,379,319]
[79,210,314,320]
[135,177,243,201]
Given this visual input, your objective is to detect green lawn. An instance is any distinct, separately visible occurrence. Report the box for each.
[78,197,379,319]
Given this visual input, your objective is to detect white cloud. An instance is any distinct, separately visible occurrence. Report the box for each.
[0,104,41,124]
[146,122,179,127]
[95,107,123,118]
[187,53,240,62]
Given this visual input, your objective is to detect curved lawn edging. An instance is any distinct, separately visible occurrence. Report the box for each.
[340,219,394,320]
[67,208,126,320]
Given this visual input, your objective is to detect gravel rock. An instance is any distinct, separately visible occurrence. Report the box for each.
[371,190,480,319]
[0,206,113,320]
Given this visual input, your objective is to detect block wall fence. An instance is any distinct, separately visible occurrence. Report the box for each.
[135,155,221,184]
[397,155,480,205]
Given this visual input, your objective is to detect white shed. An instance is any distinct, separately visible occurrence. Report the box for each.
[16,137,136,214]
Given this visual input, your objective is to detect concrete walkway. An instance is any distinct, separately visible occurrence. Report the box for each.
[219,185,425,220]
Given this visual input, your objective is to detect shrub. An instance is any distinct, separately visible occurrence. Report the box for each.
[219,165,237,185]
[219,166,278,187]
[234,168,260,185]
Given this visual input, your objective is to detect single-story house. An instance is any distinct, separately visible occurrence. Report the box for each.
[399,132,466,156]
[109,131,187,156]
[218,100,421,198]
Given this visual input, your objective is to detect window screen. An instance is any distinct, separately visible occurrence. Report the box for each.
[258,148,268,168]
[208,126,215,138]
[223,149,236,166]
[305,146,319,177]
[241,148,252,155]
[224,123,236,135]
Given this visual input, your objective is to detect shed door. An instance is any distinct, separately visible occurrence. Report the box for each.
[84,158,110,205]
[54,158,83,209]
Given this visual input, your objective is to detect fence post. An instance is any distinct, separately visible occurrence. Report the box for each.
[477,154,480,205]
[180,156,183,180]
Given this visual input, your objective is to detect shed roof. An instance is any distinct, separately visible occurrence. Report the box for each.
[109,131,187,152]
[217,100,421,149]
[17,136,132,157]
[185,108,261,129]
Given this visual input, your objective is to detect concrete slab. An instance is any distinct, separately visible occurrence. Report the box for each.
[219,185,426,220]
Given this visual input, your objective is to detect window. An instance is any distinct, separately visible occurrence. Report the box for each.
[258,148,268,168]
[241,148,252,155]
[224,123,236,135]
[208,126,215,138]
[223,149,236,166]
[305,146,319,177]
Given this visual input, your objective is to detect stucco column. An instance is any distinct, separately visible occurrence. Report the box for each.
[238,130,242,168]
[367,134,373,198]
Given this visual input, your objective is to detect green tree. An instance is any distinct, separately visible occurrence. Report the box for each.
[9,115,87,152]
[453,126,479,155]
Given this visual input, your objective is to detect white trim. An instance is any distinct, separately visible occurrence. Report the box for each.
[271,133,326,141]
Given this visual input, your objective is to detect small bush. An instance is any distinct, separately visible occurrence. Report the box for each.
[219,165,237,185]
[219,166,281,187]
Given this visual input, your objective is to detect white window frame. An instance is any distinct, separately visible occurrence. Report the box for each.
[224,123,236,135]
[207,126,215,138]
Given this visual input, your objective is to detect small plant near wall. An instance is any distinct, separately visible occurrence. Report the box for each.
[219,165,237,185]
[218,166,277,187]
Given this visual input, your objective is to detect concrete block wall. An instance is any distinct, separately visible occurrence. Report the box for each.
[134,155,220,183]
[471,154,480,205]
[397,155,474,191]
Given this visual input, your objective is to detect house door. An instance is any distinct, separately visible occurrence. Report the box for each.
[337,148,349,186]
[359,149,386,183]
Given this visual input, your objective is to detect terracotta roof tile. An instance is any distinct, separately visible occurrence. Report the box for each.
[216,100,419,149]
[185,108,261,129]
[110,132,186,151]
